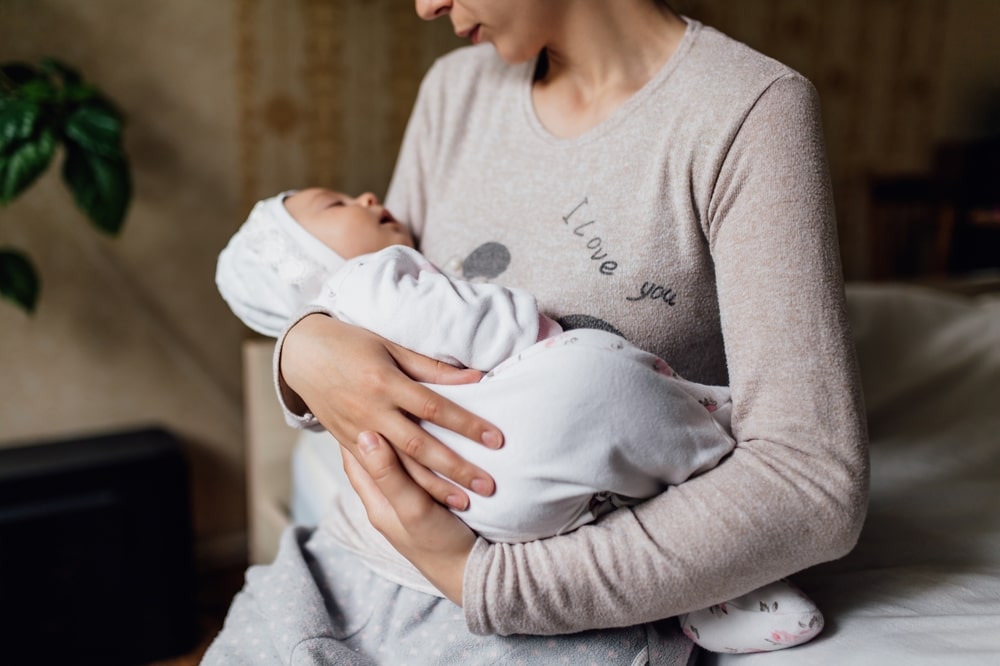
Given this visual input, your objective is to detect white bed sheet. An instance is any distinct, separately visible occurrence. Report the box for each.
[288,283,1000,664]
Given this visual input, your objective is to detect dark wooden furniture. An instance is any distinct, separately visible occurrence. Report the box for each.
[867,137,1000,280]
[0,427,198,665]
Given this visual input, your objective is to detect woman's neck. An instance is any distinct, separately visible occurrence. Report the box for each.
[532,1,687,138]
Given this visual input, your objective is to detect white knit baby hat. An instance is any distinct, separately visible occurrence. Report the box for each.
[215,192,347,337]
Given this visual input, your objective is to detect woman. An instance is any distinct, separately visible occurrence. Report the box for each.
[206,1,867,663]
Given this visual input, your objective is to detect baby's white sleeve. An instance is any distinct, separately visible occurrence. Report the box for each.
[314,246,543,371]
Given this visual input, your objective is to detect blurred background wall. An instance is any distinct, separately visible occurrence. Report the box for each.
[1,0,997,572]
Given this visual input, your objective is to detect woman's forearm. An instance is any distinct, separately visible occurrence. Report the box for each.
[463,438,866,635]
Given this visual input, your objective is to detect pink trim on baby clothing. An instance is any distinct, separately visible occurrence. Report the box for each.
[537,314,564,342]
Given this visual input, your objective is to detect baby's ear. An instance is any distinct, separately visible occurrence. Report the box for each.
[462,242,511,279]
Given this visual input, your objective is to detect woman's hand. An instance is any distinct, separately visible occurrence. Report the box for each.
[280,313,503,509]
[342,432,474,605]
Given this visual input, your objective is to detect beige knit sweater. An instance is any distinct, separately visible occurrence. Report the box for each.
[288,18,868,637]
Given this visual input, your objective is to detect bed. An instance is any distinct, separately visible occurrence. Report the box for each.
[242,281,1000,663]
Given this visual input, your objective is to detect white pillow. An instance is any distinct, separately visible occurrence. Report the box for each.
[846,283,997,417]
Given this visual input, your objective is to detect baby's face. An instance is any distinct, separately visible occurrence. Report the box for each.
[284,188,414,258]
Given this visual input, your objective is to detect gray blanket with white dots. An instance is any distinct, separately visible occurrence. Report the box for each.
[202,526,694,665]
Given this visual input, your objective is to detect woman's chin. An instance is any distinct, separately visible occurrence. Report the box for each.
[490,42,537,66]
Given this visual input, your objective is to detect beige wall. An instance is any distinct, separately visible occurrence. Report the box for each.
[1,0,996,568]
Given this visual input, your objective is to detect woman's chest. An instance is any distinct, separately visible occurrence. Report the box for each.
[418,142,725,382]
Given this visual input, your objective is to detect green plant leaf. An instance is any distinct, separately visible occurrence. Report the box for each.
[0,97,41,151]
[64,81,100,104]
[0,62,42,88]
[61,141,131,234]
[65,103,124,157]
[0,58,133,312]
[40,58,82,87]
[0,126,56,205]
[41,60,108,106]
[13,77,59,104]
[0,248,40,313]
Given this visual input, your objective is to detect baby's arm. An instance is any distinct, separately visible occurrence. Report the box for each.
[311,245,557,371]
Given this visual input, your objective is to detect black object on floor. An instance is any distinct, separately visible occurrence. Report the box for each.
[0,426,198,665]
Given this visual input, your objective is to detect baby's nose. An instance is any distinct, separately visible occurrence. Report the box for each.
[357,192,379,207]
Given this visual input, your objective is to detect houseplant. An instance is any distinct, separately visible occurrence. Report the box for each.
[0,58,131,313]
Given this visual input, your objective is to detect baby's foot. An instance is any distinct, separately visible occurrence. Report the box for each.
[678,579,823,653]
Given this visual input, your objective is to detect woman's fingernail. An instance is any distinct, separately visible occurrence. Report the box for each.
[482,430,503,449]
[471,477,493,496]
[357,432,378,455]
[446,494,468,511]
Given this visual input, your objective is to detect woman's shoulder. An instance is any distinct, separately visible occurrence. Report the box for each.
[680,20,815,101]
[655,19,818,135]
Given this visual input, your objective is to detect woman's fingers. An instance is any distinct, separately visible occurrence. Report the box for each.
[340,440,399,527]
[379,379,497,495]
[388,342,505,450]
[399,455,470,510]
[281,315,497,499]
[352,432,436,522]
[342,433,474,605]
[344,364,495,499]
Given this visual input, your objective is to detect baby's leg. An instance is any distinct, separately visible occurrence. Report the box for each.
[678,579,823,654]
[427,328,736,542]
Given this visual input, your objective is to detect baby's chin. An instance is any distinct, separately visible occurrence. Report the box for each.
[390,225,416,249]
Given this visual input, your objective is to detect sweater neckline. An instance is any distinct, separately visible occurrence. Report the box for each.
[519,18,701,147]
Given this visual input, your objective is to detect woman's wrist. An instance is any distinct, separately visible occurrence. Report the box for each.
[275,310,340,418]
[421,540,472,606]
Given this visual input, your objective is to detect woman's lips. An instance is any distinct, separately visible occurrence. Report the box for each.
[457,24,482,44]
